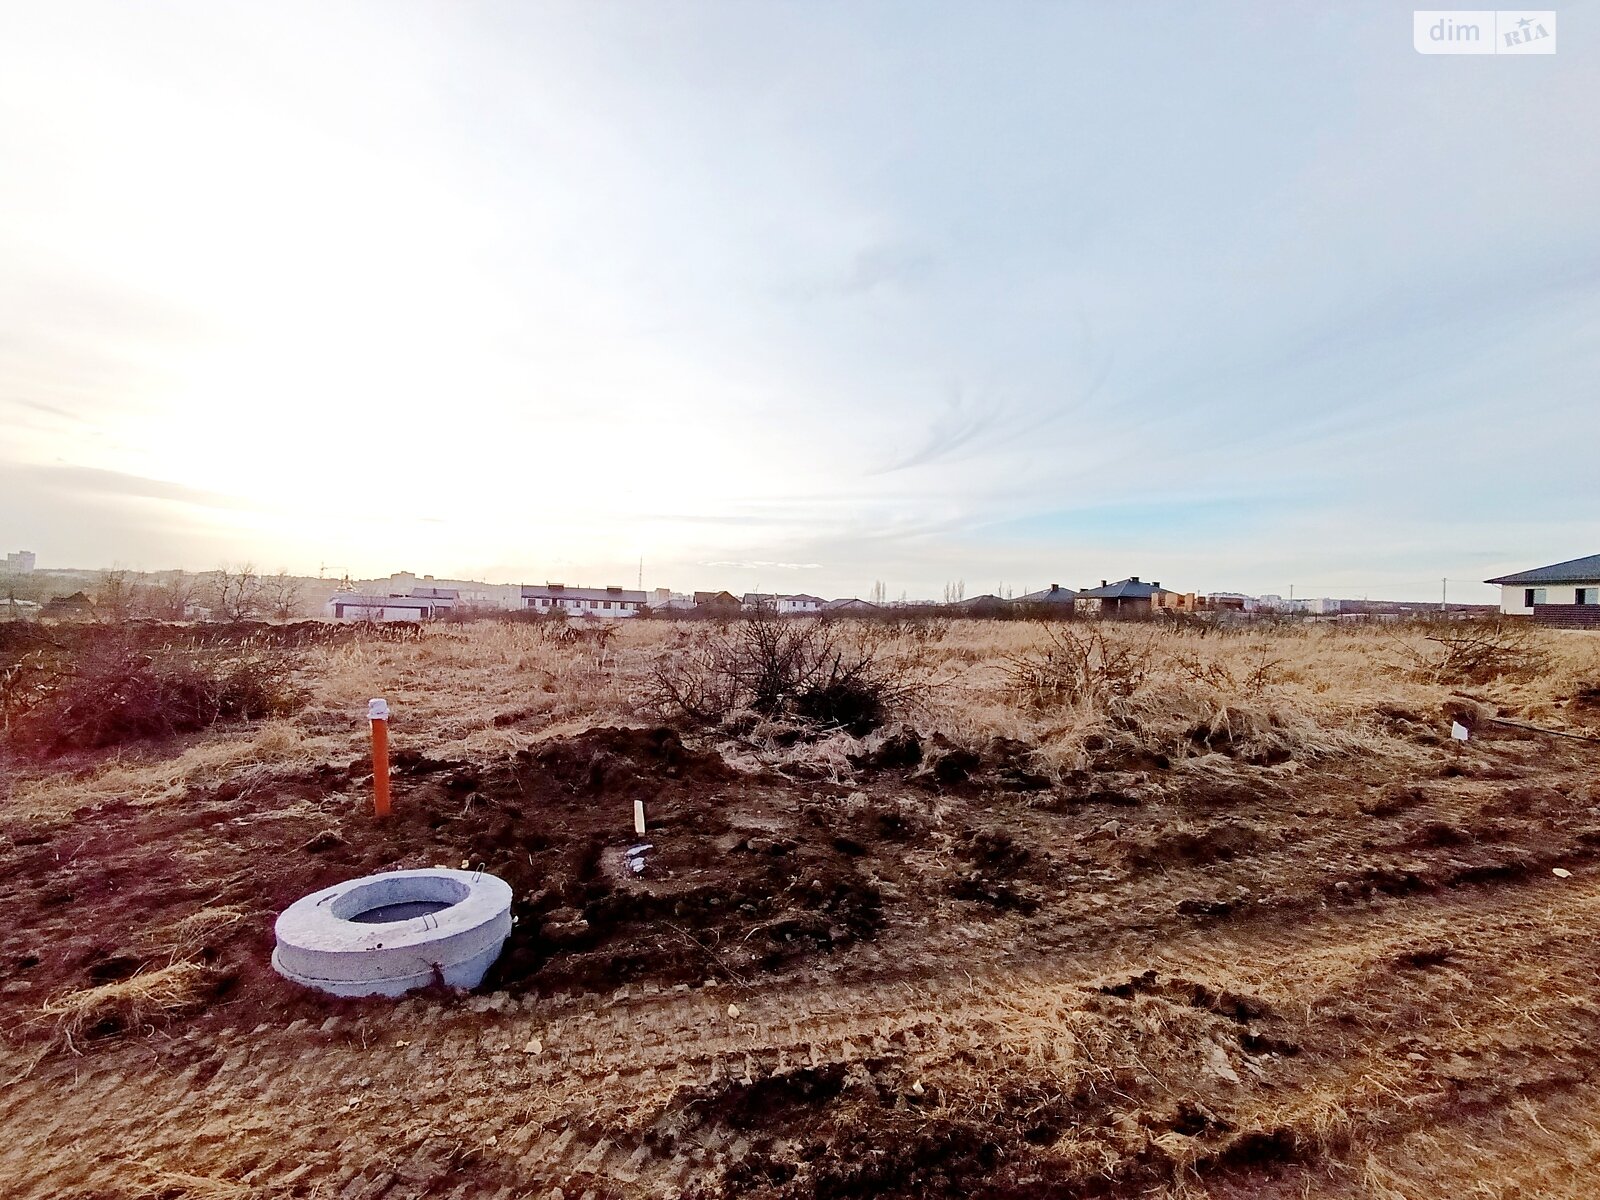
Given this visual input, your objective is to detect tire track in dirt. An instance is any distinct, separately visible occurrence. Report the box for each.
[7,868,1600,1198]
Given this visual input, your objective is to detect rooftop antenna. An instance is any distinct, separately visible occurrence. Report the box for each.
[638,556,643,590]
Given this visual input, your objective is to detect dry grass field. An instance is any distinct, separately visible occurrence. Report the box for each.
[4,614,1600,1199]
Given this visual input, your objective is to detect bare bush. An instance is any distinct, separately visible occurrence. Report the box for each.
[208,565,264,622]
[1390,619,1548,685]
[5,637,302,757]
[649,610,920,734]
[1002,625,1159,710]
[557,623,618,653]
[261,571,304,620]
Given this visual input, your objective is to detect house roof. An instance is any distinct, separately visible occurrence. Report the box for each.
[743,593,823,605]
[1016,584,1076,604]
[42,591,94,610]
[330,594,436,610]
[1485,554,1600,585]
[409,587,459,599]
[1076,577,1166,600]
[824,598,880,610]
[522,585,646,603]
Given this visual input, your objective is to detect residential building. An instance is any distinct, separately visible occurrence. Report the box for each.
[693,590,742,616]
[742,593,825,615]
[954,594,1013,616]
[42,591,95,619]
[408,586,459,610]
[326,594,443,622]
[0,597,41,621]
[373,573,521,609]
[1486,554,1600,618]
[4,551,36,574]
[823,598,881,612]
[1075,577,1169,616]
[521,584,647,617]
[1014,584,1076,609]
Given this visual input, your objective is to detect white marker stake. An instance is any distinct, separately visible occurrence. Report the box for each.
[634,800,646,836]
[1451,721,1469,742]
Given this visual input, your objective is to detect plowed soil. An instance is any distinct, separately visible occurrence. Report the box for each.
[4,716,1600,1198]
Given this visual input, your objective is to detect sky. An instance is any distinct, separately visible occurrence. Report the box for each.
[1,2,1595,603]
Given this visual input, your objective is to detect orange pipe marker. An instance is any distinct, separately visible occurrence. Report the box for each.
[369,698,391,817]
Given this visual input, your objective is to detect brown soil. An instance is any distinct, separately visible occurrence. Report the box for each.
[4,720,1600,1197]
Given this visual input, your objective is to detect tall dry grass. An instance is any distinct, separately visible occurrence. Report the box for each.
[7,616,1597,818]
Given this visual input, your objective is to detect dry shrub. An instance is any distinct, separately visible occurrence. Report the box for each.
[5,639,302,757]
[650,610,921,734]
[1421,620,1548,684]
[1002,625,1158,709]
[1380,618,1549,685]
[41,961,220,1048]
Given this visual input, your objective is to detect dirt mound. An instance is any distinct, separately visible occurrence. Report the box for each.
[342,726,881,993]
[1125,822,1264,871]
[0,726,892,1043]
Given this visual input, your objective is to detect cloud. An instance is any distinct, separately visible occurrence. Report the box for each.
[0,4,1594,600]
[7,462,258,512]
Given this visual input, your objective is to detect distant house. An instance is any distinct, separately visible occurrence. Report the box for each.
[823,598,881,612]
[42,591,95,620]
[953,594,1012,616]
[408,586,459,611]
[326,594,443,622]
[0,597,41,621]
[693,590,742,616]
[1152,590,1199,611]
[1486,554,1600,619]
[1075,577,1170,616]
[1015,584,1076,609]
[742,593,824,615]
[521,583,646,617]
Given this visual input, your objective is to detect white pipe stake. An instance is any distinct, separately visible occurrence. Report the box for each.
[633,800,646,835]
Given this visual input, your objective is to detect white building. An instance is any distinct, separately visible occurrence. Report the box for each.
[0,597,40,621]
[5,551,36,574]
[742,593,825,614]
[379,572,520,609]
[1256,594,1313,613]
[521,584,647,617]
[325,594,443,622]
[408,586,459,611]
[1486,554,1600,614]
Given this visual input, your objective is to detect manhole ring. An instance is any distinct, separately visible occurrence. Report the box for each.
[273,868,513,997]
